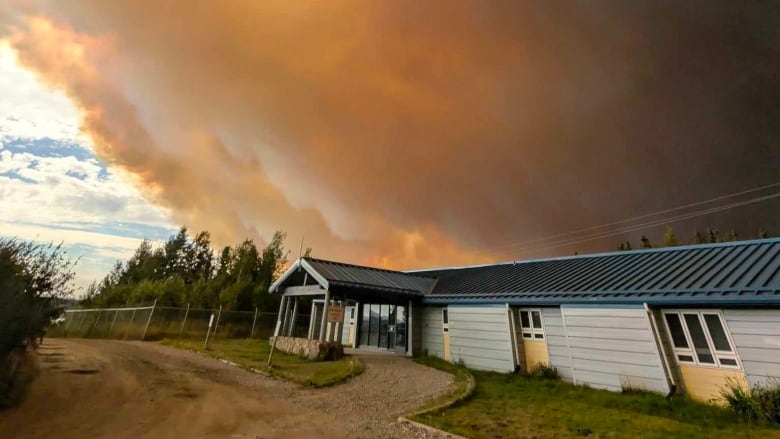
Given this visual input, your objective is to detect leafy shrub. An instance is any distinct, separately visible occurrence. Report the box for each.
[0,349,38,409]
[720,377,780,424]
[529,363,559,379]
[0,239,74,407]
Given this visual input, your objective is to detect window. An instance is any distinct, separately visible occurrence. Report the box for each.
[442,308,449,325]
[662,310,740,369]
[518,309,544,340]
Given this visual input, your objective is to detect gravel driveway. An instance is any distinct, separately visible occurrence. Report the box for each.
[0,339,454,438]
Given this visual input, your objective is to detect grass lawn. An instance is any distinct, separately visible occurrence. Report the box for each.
[412,361,780,438]
[160,338,363,387]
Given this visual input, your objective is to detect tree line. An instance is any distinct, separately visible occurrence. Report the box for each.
[617,227,772,251]
[82,227,290,312]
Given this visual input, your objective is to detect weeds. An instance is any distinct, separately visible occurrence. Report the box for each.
[528,363,559,379]
[720,378,780,425]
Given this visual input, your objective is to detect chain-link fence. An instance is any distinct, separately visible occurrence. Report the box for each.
[48,303,278,342]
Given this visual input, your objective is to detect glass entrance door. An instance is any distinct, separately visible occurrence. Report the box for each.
[358,303,406,353]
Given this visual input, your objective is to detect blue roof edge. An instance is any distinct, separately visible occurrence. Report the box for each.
[421,295,780,307]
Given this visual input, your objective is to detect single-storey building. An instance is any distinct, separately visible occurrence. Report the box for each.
[270,238,780,401]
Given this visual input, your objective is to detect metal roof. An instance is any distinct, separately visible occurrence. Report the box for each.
[298,257,435,295]
[416,238,780,305]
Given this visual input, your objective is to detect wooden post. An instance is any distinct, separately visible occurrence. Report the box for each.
[281,297,293,336]
[288,297,299,336]
[124,309,136,340]
[141,299,158,341]
[319,290,330,342]
[407,300,413,357]
[308,300,317,339]
[268,296,287,367]
[179,303,190,339]
[250,307,258,338]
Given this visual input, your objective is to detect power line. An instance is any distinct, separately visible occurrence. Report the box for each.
[488,190,780,258]
[482,181,780,253]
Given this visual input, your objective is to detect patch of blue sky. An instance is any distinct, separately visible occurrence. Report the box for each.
[47,220,177,242]
[65,169,89,181]
[0,169,36,183]
[0,137,97,163]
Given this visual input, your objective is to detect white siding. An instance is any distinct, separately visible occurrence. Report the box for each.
[562,306,670,394]
[542,307,574,382]
[341,306,354,345]
[449,305,515,373]
[723,309,780,387]
[420,306,444,358]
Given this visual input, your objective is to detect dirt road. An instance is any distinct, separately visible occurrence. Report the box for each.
[0,339,454,438]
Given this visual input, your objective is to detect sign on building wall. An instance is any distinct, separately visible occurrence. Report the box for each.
[327,306,345,323]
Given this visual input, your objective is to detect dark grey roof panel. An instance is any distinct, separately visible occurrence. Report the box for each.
[303,257,434,295]
[413,239,780,303]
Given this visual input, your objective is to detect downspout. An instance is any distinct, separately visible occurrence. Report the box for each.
[506,303,519,371]
[644,303,675,395]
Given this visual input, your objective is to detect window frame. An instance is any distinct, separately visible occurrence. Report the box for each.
[517,309,545,341]
[662,310,741,370]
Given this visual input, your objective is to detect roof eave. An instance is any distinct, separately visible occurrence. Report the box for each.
[269,258,330,293]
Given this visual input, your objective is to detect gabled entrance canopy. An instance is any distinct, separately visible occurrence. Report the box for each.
[269,257,435,343]
[270,257,435,303]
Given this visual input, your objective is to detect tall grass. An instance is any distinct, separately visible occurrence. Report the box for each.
[720,378,780,425]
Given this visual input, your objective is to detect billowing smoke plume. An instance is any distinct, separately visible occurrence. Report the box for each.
[2,1,778,267]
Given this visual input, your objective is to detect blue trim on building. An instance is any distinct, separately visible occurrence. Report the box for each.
[560,303,645,309]
[446,303,506,308]
[421,296,780,307]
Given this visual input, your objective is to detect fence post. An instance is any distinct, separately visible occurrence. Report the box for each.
[213,305,223,338]
[141,299,158,341]
[63,311,74,337]
[179,303,190,339]
[250,307,258,338]
[108,309,119,337]
[204,305,221,350]
[78,311,89,336]
[88,309,102,338]
[124,309,136,339]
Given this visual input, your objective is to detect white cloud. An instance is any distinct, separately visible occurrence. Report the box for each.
[0,42,86,144]
[0,150,171,227]
[0,42,177,295]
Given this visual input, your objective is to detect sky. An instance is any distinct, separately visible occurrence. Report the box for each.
[0,1,778,294]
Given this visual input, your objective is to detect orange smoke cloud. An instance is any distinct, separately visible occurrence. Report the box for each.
[3,1,778,268]
[4,11,495,269]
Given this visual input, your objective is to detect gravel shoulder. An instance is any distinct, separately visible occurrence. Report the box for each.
[0,339,454,438]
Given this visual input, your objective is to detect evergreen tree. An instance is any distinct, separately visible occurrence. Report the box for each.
[663,227,680,247]
[85,227,288,312]
[640,235,653,249]
[692,231,705,245]
[707,228,720,243]
[723,230,738,242]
